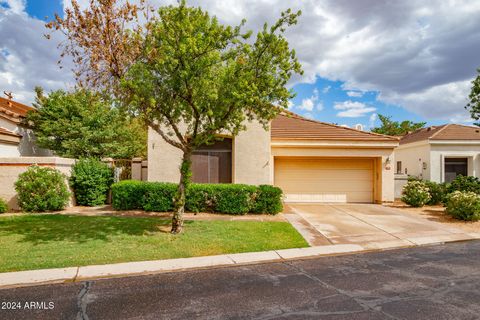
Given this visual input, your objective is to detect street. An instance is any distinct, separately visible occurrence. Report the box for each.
[1,240,480,320]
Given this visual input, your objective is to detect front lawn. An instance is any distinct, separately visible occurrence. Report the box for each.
[0,214,308,272]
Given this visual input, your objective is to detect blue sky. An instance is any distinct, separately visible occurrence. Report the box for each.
[3,0,479,130]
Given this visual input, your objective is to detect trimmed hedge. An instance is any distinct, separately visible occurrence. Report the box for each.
[111,181,283,215]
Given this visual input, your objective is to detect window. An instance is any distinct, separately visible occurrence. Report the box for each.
[444,158,468,183]
[396,161,402,174]
[191,138,232,183]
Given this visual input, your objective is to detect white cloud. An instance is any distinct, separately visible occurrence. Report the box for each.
[0,3,73,105]
[368,113,377,128]
[346,91,363,98]
[334,100,376,118]
[0,0,26,15]
[297,88,322,111]
[322,85,331,94]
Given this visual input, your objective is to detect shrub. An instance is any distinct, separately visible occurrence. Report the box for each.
[186,184,216,213]
[0,198,8,213]
[213,184,258,215]
[401,180,431,207]
[445,191,480,221]
[111,180,146,210]
[15,165,70,212]
[252,185,283,214]
[447,175,480,194]
[70,158,114,206]
[424,181,448,205]
[142,182,177,212]
[111,181,283,215]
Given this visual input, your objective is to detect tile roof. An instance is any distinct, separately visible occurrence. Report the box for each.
[0,97,35,120]
[271,113,398,141]
[400,124,480,145]
[0,127,21,137]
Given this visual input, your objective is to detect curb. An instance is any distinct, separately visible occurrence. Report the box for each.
[1,236,479,290]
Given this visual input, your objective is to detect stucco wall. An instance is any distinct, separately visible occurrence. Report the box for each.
[429,142,480,183]
[394,142,431,180]
[0,157,75,210]
[147,120,271,185]
[0,143,20,157]
[0,118,52,156]
[233,120,270,185]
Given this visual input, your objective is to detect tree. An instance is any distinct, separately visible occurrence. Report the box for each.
[47,1,302,233]
[371,114,426,136]
[466,68,480,125]
[26,88,146,159]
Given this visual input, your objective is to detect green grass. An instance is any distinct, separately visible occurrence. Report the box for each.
[0,214,308,272]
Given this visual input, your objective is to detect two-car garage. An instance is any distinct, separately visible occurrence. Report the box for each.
[274,157,374,203]
[270,114,399,204]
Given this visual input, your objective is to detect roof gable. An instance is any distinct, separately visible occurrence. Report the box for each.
[400,124,480,145]
[271,113,398,141]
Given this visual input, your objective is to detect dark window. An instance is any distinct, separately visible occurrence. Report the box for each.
[396,161,402,174]
[444,158,468,183]
[191,138,232,183]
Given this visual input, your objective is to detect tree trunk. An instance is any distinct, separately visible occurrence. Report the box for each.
[171,150,192,234]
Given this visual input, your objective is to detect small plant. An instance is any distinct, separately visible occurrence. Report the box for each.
[15,165,70,212]
[0,198,8,213]
[424,180,448,205]
[252,185,283,214]
[447,175,480,194]
[70,158,114,206]
[445,191,480,221]
[401,180,431,207]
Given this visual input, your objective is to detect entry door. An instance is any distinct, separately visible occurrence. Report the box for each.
[274,158,374,203]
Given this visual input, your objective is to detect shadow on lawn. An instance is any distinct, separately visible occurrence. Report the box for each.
[0,215,192,245]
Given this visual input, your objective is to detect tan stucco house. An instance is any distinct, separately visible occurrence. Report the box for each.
[0,97,51,157]
[148,112,399,203]
[395,124,480,184]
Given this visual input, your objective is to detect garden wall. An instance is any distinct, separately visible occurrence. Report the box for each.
[394,174,409,199]
[0,157,76,210]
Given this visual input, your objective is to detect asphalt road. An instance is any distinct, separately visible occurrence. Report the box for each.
[1,240,480,320]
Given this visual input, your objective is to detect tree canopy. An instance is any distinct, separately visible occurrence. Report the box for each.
[466,68,480,126]
[47,1,302,233]
[371,114,426,136]
[26,88,146,159]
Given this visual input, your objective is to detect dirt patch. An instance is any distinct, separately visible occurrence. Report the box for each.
[387,201,480,233]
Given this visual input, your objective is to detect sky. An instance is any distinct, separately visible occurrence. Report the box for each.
[1,0,480,130]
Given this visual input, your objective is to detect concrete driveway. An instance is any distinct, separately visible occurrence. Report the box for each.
[284,203,475,247]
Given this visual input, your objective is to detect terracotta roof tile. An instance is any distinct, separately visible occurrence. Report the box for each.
[400,124,480,145]
[0,127,21,137]
[271,113,398,141]
[0,97,35,119]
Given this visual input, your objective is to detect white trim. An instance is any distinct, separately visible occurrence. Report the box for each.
[430,140,480,145]
[271,139,398,148]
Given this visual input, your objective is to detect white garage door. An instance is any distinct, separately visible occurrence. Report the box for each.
[274,158,374,203]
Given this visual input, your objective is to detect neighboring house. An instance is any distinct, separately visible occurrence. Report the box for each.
[148,112,399,203]
[395,124,480,183]
[0,97,51,157]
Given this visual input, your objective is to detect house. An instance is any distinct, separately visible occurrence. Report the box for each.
[395,124,480,184]
[148,112,399,203]
[0,96,51,156]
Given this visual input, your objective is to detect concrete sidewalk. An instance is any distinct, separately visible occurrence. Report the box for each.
[2,233,479,290]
